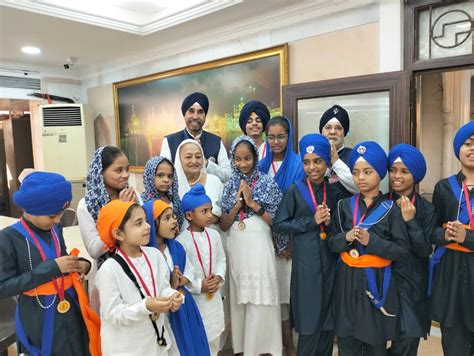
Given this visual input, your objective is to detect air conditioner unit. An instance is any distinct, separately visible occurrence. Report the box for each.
[0,69,42,100]
[32,104,89,181]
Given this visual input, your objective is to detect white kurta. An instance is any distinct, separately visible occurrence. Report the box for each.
[268,161,292,305]
[97,246,178,356]
[176,228,226,343]
[227,215,282,355]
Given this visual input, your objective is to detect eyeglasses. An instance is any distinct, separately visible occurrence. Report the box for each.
[267,134,288,143]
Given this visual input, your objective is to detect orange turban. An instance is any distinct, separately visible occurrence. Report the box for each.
[152,199,171,220]
[97,200,136,250]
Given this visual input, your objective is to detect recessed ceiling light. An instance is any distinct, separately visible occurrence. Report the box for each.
[21,46,41,55]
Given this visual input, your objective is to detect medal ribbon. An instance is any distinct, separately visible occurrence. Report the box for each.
[271,161,277,175]
[20,217,65,301]
[306,178,327,234]
[190,230,212,277]
[239,175,259,223]
[117,247,157,298]
[462,181,474,229]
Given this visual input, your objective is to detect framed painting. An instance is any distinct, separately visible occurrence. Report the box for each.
[113,44,288,171]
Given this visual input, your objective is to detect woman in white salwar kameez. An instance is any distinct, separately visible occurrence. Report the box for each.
[220,135,283,356]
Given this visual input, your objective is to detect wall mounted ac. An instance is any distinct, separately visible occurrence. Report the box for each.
[32,104,90,181]
[0,69,41,100]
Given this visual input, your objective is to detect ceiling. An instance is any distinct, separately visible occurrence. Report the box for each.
[0,0,376,79]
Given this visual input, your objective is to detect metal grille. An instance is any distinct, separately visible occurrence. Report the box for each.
[0,75,41,90]
[43,106,82,127]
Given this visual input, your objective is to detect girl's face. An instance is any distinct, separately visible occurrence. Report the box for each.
[180,143,203,176]
[267,124,288,158]
[157,208,179,239]
[102,154,130,191]
[352,160,380,194]
[154,160,174,193]
[389,161,414,195]
[117,207,150,247]
[459,135,474,170]
[303,153,327,183]
[245,112,263,137]
[234,142,255,177]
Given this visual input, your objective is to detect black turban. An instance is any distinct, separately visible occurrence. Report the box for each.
[181,92,209,116]
[319,104,350,136]
[239,100,270,134]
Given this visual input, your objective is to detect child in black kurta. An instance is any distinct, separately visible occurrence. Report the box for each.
[273,134,347,356]
[328,141,409,356]
[0,172,96,355]
[386,144,436,356]
[429,121,474,356]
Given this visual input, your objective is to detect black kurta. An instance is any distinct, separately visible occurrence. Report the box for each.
[430,172,474,331]
[273,179,347,336]
[328,194,410,345]
[0,219,90,355]
[384,192,436,339]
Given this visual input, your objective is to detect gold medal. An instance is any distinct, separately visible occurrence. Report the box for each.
[206,292,214,300]
[319,232,327,240]
[238,221,246,231]
[158,339,164,346]
[178,288,185,295]
[57,300,70,314]
[349,248,360,259]
[151,312,159,321]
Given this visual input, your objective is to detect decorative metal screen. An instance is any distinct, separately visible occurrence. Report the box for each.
[417,1,474,60]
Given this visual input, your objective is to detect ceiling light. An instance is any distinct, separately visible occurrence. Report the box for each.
[21,46,41,55]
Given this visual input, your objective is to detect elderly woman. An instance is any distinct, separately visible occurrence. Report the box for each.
[174,138,223,229]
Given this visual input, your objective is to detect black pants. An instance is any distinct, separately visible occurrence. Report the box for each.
[297,330,333,356]
[338,336,387,356]
[388,337,420,356]
[441,324,474,356]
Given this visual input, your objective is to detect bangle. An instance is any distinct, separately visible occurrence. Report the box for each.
[255,206,265,216]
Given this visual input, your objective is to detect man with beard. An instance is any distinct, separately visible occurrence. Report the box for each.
[319,105,358,195]
[160,92,231,182]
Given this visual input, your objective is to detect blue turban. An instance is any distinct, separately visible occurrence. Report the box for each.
[181,92,209,116]
[298,133,331,167]
[388,144,426,184]
[13,171,72,216]
[319,105,350,136]
[239,100,270,134]
[349,141,388,180]
[181,184,212,213]
[453,121,474,160]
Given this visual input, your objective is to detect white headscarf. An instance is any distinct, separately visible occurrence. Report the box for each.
[174,139,206,199]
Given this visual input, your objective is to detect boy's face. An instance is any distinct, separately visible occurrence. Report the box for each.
[154,161,174,194]
[25,211,64,230]
[245,112,263,138]
[302,153,327,183]
[352,160,380,194]
[186,203,213,229]
[157,208,179,239]
[459,135,474,169]
[389,162,414,195]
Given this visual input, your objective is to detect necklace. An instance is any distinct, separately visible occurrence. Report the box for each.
[188,172,202,186]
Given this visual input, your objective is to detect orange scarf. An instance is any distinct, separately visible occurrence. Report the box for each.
[23,248,101,356]
[340,251,392,268]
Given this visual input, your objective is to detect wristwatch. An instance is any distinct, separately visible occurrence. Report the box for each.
[255,206,265,216]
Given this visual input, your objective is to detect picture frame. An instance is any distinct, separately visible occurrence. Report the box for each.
[113,44,288,171]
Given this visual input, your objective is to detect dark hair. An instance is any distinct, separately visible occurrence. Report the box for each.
[156,158,174,173]
[101,146,126,171]
[266,116,290,134]
[235,140,258,164]
[117,204,143,231]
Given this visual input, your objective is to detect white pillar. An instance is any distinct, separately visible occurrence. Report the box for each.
[378,0,403,72]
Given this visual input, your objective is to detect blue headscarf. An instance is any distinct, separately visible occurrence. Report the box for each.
[349,141,388,180]
[85,147,110,222]
[14,171,72,215]
[239,100,270,134]
[298,133,331,167]
[259,117,304,192]
[141,156,184,228]
[453,121,474,160]
[181,184,212,213]
[181,92,209,116]
[142,200,210,356]
[388,144,427,184]
[222,136,283,221]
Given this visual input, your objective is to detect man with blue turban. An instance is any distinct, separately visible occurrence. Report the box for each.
[160,92,231,182]
[319,105,358,195]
